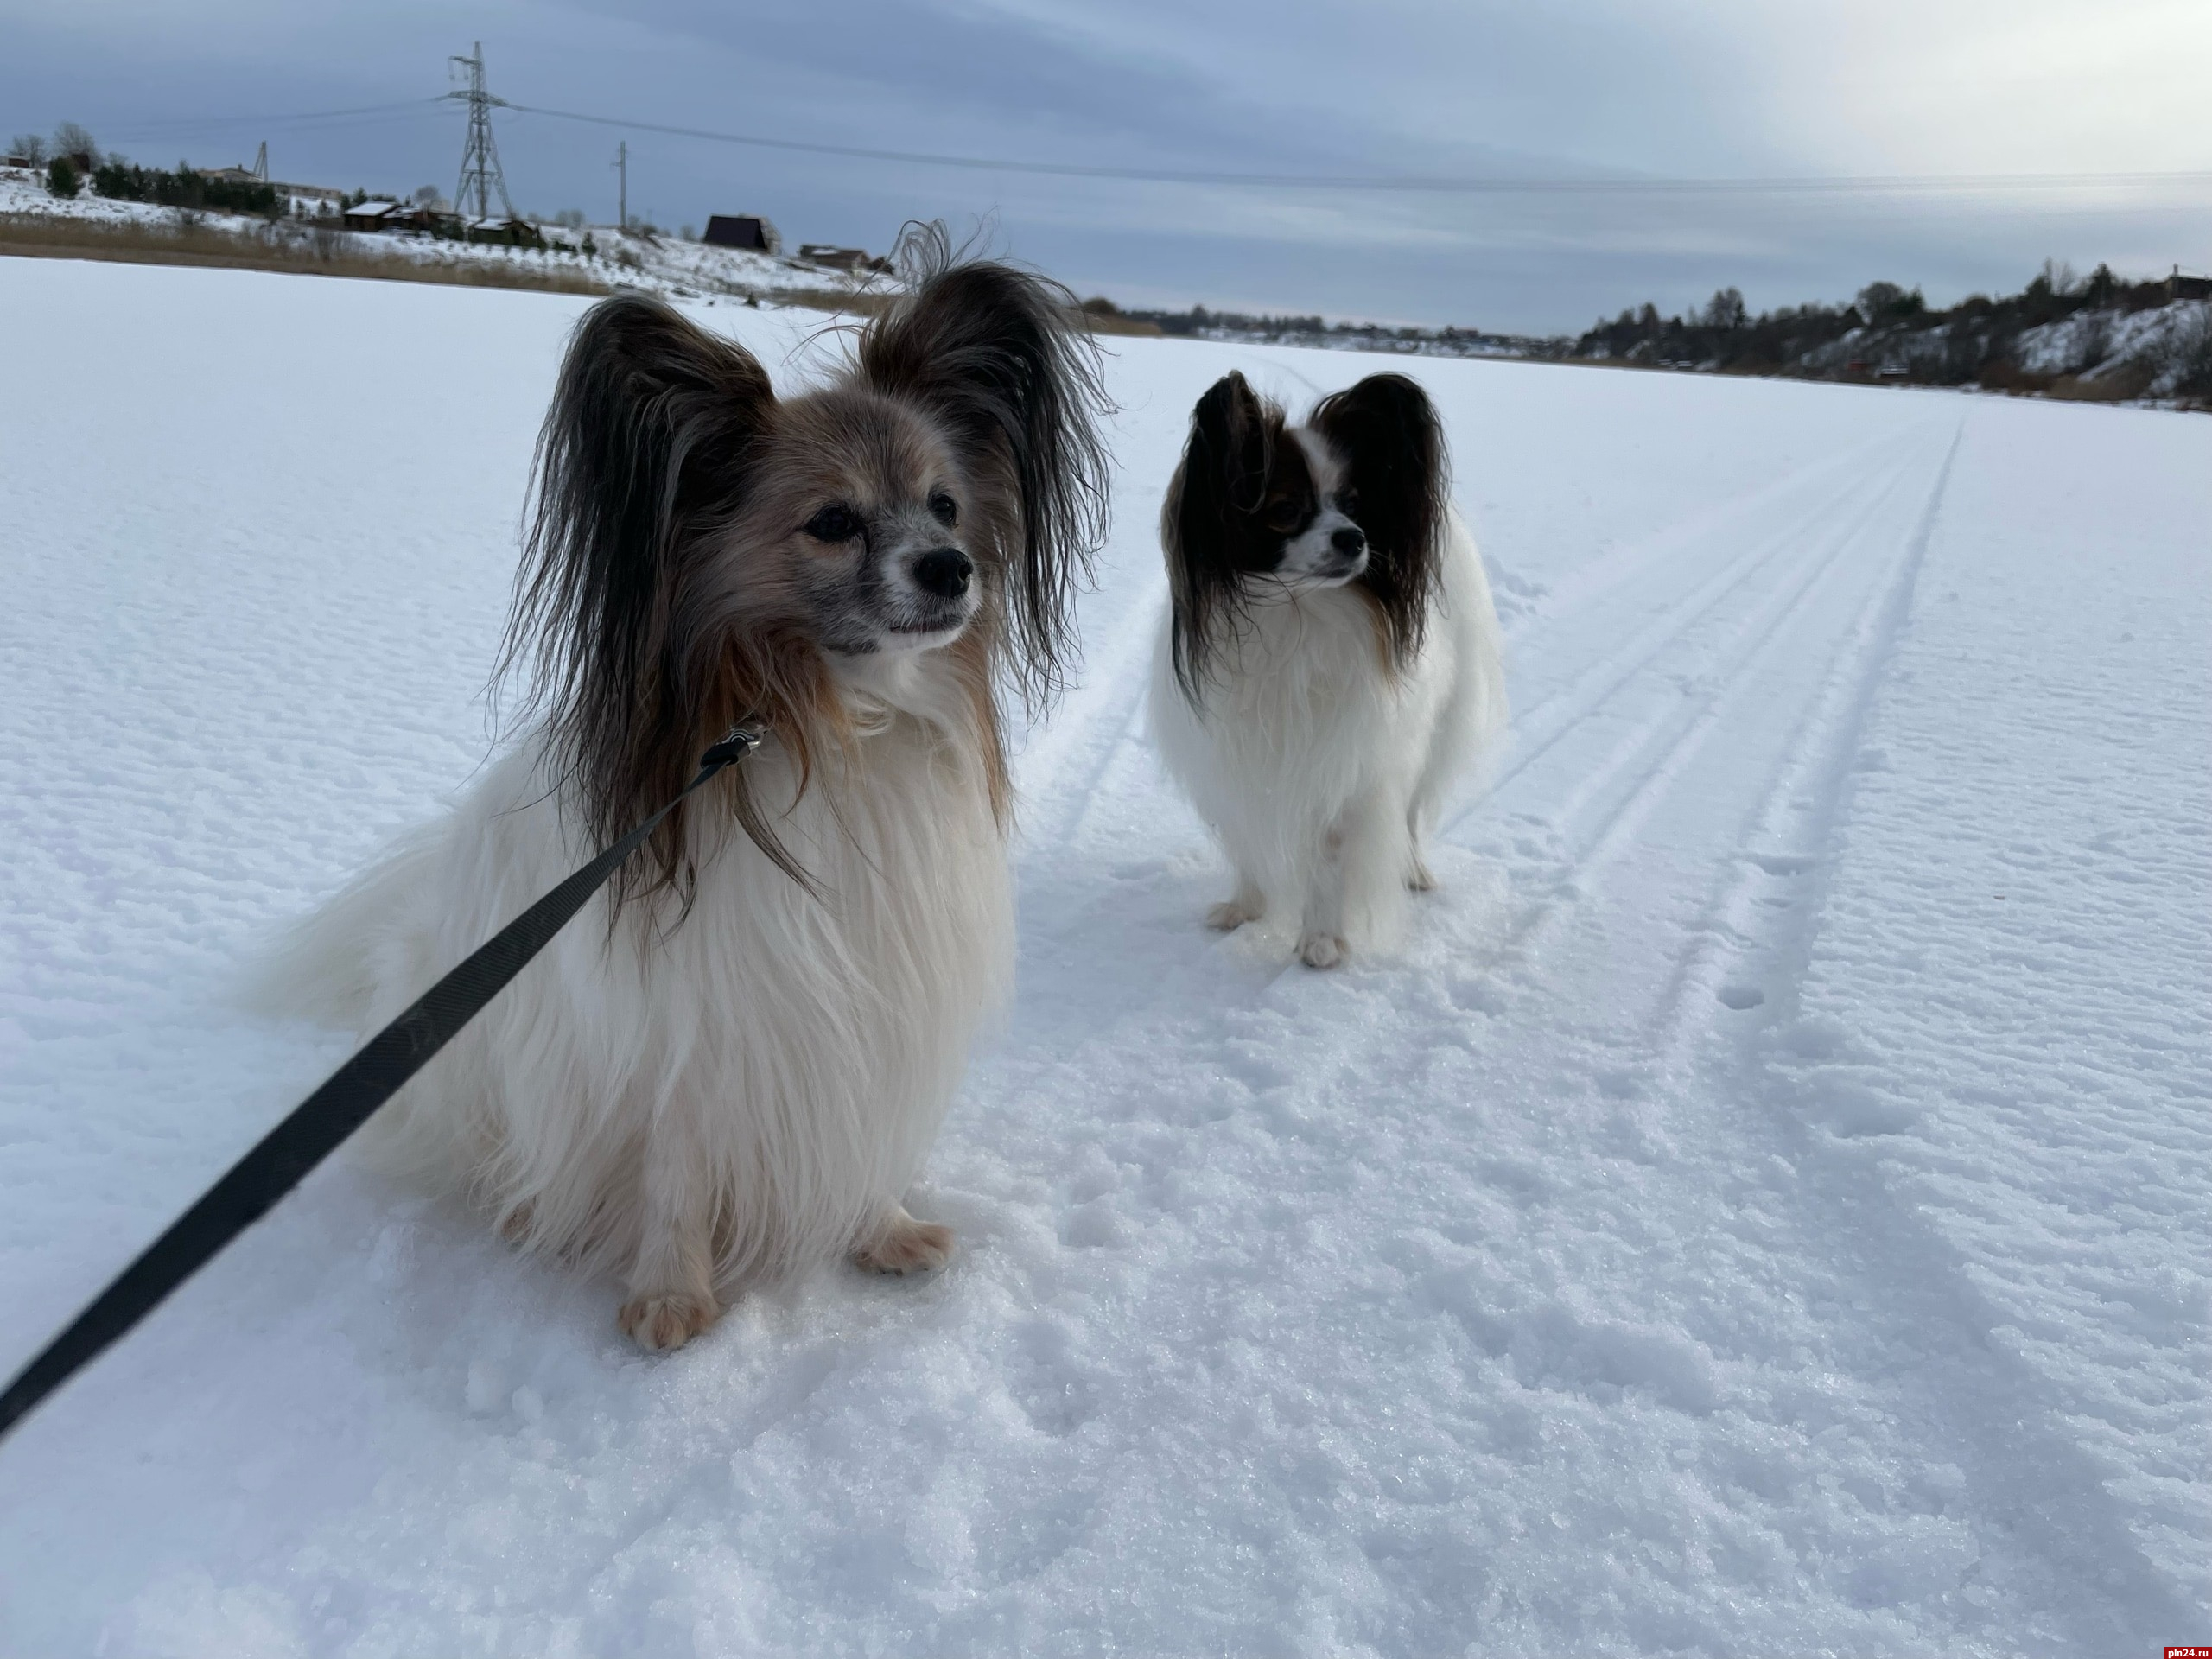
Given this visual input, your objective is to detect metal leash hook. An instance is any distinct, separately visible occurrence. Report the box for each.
[0,723,767,1446]
[699,722,763,771]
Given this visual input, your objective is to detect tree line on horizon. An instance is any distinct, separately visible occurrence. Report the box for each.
[1113,260,2210,403]
[1575,261,2197,388]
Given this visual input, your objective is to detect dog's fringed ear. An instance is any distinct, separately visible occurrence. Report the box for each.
[1165,370,1276,701]
[505,292,779,906]
[857,223,1112,708]
[1309,372,1447,673]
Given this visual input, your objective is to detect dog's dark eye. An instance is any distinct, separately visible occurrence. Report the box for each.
[1263,496,1305,532]
[804,504,862,543]
[1337,488,1359,518]
[927,489,957,527]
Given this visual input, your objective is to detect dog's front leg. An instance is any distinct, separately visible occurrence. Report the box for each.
[618,1111,722,1351]
[852,1204,955,1275]
[1299,816,1352,968]
[1300,785,1409,968]
[1206,872,1268,931]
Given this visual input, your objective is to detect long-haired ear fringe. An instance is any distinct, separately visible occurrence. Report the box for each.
[1164,370,1279,702]
[1309,372,1447,675]
[857,222,1113,710]
[501,290,787,912]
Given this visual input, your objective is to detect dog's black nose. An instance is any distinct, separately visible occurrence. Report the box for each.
[1332,525,1366,558]
[912,547,973,599]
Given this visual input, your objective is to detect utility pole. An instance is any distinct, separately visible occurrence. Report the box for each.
[613,141,627,232]
[250,141,267,183]
[447,41,514,220]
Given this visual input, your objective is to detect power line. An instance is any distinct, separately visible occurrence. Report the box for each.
[98,99,445,141]
[75,89,2212,200]
[500,99,2212,198]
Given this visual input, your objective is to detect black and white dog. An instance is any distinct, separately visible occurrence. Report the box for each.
[1148,370,1505,968]
[267,230,1110,1351]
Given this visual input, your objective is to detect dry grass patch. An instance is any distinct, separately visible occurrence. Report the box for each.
[2047,362,2156,403]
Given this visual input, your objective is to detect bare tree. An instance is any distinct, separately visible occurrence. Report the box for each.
[8,132,47,165]
[412,184,443,210]
[1703,287,1748,330]
[50,120,99,165]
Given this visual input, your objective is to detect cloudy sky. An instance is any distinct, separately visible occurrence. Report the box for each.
[6,0,2209,332]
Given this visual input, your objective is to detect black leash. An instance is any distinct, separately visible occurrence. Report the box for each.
[0,725,762,1446]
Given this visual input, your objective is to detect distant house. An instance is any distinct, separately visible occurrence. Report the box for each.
[798,244,887,273]
[2169,268,2212,302]
[465,215,543,247]
[341,200,402,232]
[704,214,779,253]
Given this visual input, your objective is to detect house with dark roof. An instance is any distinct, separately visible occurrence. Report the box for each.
[704,215,779,253]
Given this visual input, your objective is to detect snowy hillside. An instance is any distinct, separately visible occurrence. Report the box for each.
[1,257,2206,1656]
[0,165,889,306]
[1793,292,2212,401]
[1572,271,2212,410]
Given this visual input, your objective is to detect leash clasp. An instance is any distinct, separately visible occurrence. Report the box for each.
[700,723,763,770]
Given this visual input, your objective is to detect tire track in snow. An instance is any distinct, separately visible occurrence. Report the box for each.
[1497,421,1935,653]
[1445,442,1926,966]
[1628,417,2204,1649]
[1465,459,1891,820]
[1456,422,1947,837]
[1645,424,1963,1060]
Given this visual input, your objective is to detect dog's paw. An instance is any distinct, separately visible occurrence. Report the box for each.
[1407,854,1438,893]
[1207,899,1262,931]
[1299,931,1348,969]
[854,1213,956,1275]
[617,1289,720,1352]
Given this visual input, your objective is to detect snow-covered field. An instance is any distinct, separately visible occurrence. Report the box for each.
[1,257,2206,1657]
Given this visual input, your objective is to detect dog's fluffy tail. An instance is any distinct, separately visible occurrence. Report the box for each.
[1408,509,1510,836]
[242,823,447,1034]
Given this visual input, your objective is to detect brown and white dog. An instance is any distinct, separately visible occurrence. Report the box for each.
[269,229,1110,1350]
[1148,370,1505,967]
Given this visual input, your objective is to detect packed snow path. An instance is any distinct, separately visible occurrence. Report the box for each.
[2,260,2205,1656]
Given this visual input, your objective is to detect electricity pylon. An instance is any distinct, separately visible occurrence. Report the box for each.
[448,42,514,220]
